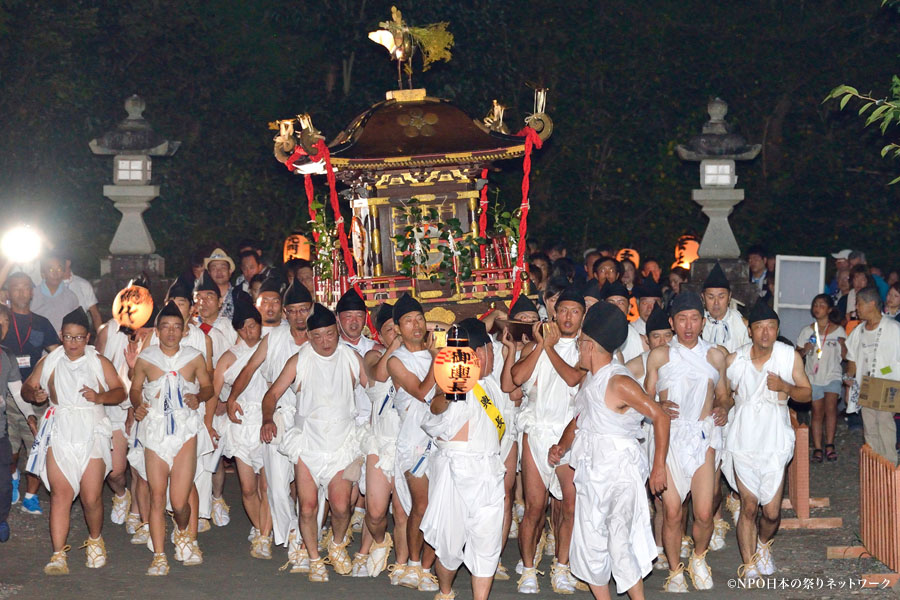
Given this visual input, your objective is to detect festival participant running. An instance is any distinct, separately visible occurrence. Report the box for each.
[193,272,236,364]
[644,292,729,592]
[549,302,670,600]
[386,293,440,592]
[602,281,643,363]
[624,304,674,571]
[700,263,750,544]
[24,308,125,575]
[796,294,846,463]
[631,281,664,341]
[721,301,811,584]
[335,289,376,547]
[217,300,272,558]
[512,286,586,594]
[356,303,406,579]
[131,301,215,575]
[256,278,287,332]
[229,282,310,569]
[261,304,366,583]
[421,318,507,600]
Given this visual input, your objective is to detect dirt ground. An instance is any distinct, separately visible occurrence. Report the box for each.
[1,417,897,599]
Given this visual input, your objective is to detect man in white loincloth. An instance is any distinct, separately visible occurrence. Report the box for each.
[130,301,215,575]
[229,281,310,569]
[644,291,729,591]
[721,300,810,583]
[512,285,586,594]
[216,299,272,558]
[261,303,366,583]
[355,303,405,579]
[549,302,670,600]
[24,308,125,574]
[421,317,507,600]
[601,281,644,362]
[386,293,440,592]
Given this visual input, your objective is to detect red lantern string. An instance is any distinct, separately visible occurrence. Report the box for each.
[303,174,320,243]
[478,167,489,263]
[509,126,543,306]
[308,140,377,340]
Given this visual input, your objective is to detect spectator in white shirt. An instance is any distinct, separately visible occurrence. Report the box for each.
[30,254,80,333]
[63,260,101,332]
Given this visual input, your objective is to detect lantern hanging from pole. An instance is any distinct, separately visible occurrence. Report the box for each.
[112,280,154,331]
[433,324,481,401]
[672,235,700,270]
[284,231,312,262]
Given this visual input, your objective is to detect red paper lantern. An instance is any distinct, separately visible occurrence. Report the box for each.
[672,235,700,270]
[433,325,481,401]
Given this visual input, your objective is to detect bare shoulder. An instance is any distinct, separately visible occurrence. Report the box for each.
[724,351,738,368]
[706,345,727,368]
[647,344,669,368]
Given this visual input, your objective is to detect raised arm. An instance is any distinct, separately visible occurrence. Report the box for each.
[388,355,434,403]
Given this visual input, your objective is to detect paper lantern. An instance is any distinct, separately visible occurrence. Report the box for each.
[616,248,640,269]
[112,284,154,330]
[672,235,700,270]
[433,325,481,401]
[283,232,311,262]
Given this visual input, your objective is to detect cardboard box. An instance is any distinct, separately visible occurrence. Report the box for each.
[859,376,900,413]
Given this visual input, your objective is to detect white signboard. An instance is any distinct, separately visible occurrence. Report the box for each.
[774,255,826,347]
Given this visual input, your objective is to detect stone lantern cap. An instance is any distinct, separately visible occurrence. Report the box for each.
[89,95,180,156]
[676,98,760,161]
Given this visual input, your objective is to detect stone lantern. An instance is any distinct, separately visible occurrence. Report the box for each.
[676,98,760,308]
[90,95,179,279]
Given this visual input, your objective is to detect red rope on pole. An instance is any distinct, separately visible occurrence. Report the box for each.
[309,140,377,338]
[479,168,489,263]
[303,174,320,243]
[509,127,543,306]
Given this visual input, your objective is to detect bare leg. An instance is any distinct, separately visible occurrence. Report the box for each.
[500,444,518,554]
[689,449,716,554]
[235,459,262,531]
[168,437,198,534]
[555,463,576,564]
[660,466,684,568]
[471,574,494,600]
[132,470,150,522]
[435,559,456,594]
[107,430,127,496]
[211,456,226,498]
[257,467,272,536]
[46,449,75,551]
[758,479,785,544]
[363,455,392,548]
[519,434,549,568]
[145,450,173,553]
[294,459,322,559]
[326,471,353,544]
[810,397,824,450]
[734,475,760,564]
[78,458,106,539]
[823,392,839,447]
[391,482,410,563]
[405,471,433,566]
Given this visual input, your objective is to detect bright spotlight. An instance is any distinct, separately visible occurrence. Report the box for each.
[1,226,42,263]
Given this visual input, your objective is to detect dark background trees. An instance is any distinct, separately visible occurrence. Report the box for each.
[1,0,898,277]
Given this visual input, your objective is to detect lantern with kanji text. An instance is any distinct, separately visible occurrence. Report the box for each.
[112,281,154,331]
[433,324,481,401]
[283,231,312,262]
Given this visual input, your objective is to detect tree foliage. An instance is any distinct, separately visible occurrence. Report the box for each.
[1,0,899,278]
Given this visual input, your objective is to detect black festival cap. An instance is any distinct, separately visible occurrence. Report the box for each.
[306,303,337,331]
[582,302,629,353]
[600,280,631,300]
[61,307,90,331]
[748,299,780,325]
[508,295,539,319]
[702,262,731,291]
[556,286,586,308]
[156,300,185,326]
[457,317,491,349]
[193,271,220,298]
[669,291,704,317]
[257,277,284,297]
[231,297,262,331]
[645,305,672,333]
[633,280,663,299]
[336,289,367,313]
[374,302,395,332]
[393,292,424,322]
[166,278,194,305]
[282,281,312,306]
[582,279,603,301]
